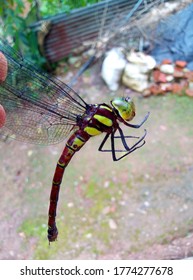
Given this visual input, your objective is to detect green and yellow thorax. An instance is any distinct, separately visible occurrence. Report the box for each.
[78,97,136,137]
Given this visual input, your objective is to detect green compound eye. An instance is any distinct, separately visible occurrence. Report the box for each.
[111,97,135,121]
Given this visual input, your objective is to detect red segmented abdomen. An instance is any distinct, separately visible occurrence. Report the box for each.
[48,104,117,242]
[48,130,90,242]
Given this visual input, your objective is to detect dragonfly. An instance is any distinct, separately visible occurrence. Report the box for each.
[0,38,149,242]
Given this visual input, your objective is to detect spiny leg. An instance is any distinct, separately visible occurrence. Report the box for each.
[117,126,147,147]
[113,128,147,161]
[123,112,150,128]
[112,135,146,161]
[98,129,137,153]
[117,126,139,151]
[99,130,128,161]
[99,128,147,161]
[98,132,111,152]
[98,127,146,153]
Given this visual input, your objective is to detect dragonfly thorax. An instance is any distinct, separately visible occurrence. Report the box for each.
[111,97,135,122]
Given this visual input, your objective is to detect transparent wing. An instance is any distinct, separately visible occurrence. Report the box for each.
[0,38,88,145]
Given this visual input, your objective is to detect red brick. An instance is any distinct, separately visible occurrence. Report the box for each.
[173,70,184,79]
[153,69,159,82]
[161,59,172,65]
[159,72,168,83]
[149,84,162,95]
[153,69,168,83]
[160,83,172,92]
[174,66,184,72]
[143,89,152,97]
[184,71,193,81]
[185,88,193,97]
[175,60,187,68]
[171,83,184,94]
[180,79,189,88]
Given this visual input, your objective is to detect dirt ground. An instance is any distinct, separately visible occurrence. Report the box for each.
[0,67,193,260]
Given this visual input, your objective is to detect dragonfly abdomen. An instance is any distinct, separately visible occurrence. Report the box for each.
[48,105,116,241]
[48,129,90,242]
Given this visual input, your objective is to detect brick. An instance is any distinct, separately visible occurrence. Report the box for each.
[153,69,161,82]
[160,83,172,92]
[149,84,162,95]
[171,83,184,94]
[161,59,172,64]
[184,71,193,81]
[175,60,187,68]
[153,70,168,83]
[143,89,152,97]
[185,88,193,97]
[173,70,184,79]
[180,79,189,88]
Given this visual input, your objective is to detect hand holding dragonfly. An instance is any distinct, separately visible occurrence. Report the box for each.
[0,38,149,242]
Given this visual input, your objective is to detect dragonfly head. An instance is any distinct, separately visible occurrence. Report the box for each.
[111,97,135,121]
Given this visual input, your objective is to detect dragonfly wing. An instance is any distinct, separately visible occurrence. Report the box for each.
[0,38,87,144]
[0,85,78,144]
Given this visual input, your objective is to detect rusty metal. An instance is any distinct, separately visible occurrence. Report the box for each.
[29,0,167,63]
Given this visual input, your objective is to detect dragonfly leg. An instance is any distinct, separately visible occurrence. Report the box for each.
[98,130,122,161]
[98,132,111,152]
[111,131,117,161]
[98,130,130,155]
[99,127,146,158]
[123,112,150,128]
[112,129,147,161]
[116,126,139,150]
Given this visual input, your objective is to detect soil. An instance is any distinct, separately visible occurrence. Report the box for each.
[0,66,193,260]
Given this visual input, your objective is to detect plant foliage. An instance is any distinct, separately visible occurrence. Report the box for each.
[40,0,102,17]
[0,0,101,67]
